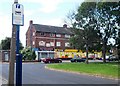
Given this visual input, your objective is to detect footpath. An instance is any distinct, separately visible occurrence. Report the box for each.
[0,76,7,86]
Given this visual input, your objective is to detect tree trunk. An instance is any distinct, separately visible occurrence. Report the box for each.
[102,39,106,63]
[86,44,89,64]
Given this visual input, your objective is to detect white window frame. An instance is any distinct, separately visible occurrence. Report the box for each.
[50,42,54,46]
[33,41,35,45]
[39,41,45,46]
[50,33,55,37]
[65,34,70,38]
[56,42,61,47]
[65,42,70,47]
[56,34,61,37]
[33,32,35,36]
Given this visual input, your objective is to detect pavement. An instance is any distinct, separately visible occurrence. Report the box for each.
[0,76,8,85]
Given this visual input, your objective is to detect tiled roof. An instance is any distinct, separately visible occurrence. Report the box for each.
[33,24,73,35]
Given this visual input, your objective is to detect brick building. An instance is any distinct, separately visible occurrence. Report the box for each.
[26,20,73,51]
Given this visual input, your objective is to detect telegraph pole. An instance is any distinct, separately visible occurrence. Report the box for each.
[8,25,16,86]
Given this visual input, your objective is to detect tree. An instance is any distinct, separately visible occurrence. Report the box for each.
[70,2,100,64]
[0,37,24,50]
[96,2,119,63]
[68,1,119,63]
[1,37,11,50]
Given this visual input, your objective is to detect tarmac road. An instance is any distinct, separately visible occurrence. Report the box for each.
[1,62,118,85]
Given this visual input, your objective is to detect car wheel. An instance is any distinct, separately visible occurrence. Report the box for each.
[59,60,62,63]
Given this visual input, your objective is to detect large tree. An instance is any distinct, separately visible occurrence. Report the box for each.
[70,2,100,64]
[68,1,119,63]
[0,37,24,50]
[96,2,119,62]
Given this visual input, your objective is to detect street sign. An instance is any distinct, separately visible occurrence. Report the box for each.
[12,3,24,26]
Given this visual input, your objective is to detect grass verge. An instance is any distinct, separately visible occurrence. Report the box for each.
[47,62,119,79]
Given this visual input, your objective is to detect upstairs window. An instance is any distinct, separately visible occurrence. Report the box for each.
[56,42,61,47]
[65,34,70,38]
[56,34,61,37]
[33,41,35,45]
[33,32,35,36]
[50,42,54,46]
[40,32,45,36]
[50,33,55,37]
[65,42,70,47]
[39,41,45,46]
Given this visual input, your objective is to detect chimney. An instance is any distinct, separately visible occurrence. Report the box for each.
[63,24,67,28]
[29,20,33,25]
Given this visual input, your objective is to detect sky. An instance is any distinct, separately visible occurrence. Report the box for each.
[0,0,84,47]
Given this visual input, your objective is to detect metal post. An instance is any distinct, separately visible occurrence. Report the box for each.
[14,0,22,86]
[16,25,22,86]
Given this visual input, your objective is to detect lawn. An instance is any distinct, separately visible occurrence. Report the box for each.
[47,62,119,79]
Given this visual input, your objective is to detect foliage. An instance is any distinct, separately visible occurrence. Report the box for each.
[21,47,36,60]
[96,2,120,62]
[67,1,119,63]
[1,37,11,50]
[69,2,101,64]
[0,37,24,50]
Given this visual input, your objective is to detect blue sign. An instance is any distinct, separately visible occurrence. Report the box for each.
[16,4,20,8]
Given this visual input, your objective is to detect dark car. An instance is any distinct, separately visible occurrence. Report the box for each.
[71,58,86,62]
[43,58,62,63]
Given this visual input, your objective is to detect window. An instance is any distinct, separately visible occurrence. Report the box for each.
[65,34,70,38]
[33,32,35,36]
[56,34,61,37]
[50,33,55,37]
[50,42,54,46]
[46,43,50,47]
[33,41,35,45]
[39,41,45,46]
[65,42,70,47]
[40,32,45,36]
[56,42,61,47]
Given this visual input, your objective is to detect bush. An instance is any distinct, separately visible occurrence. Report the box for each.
[21,47,36,60]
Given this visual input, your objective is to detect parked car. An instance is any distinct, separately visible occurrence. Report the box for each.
[70,58,86,62]
[107,55,119,61]
[42,58,62,63]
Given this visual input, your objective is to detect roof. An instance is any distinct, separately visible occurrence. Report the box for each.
[33,24,73,35]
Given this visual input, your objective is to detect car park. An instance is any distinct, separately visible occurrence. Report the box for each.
[70,58,86,62]
[42,58,62,63]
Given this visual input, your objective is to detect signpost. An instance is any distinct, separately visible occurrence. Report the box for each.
[12,3,24,26]
[12,1,24,86]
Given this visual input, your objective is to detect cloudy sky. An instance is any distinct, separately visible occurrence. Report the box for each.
[0,0,84,47]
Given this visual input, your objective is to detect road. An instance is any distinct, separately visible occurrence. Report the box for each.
[0,62,118,85]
